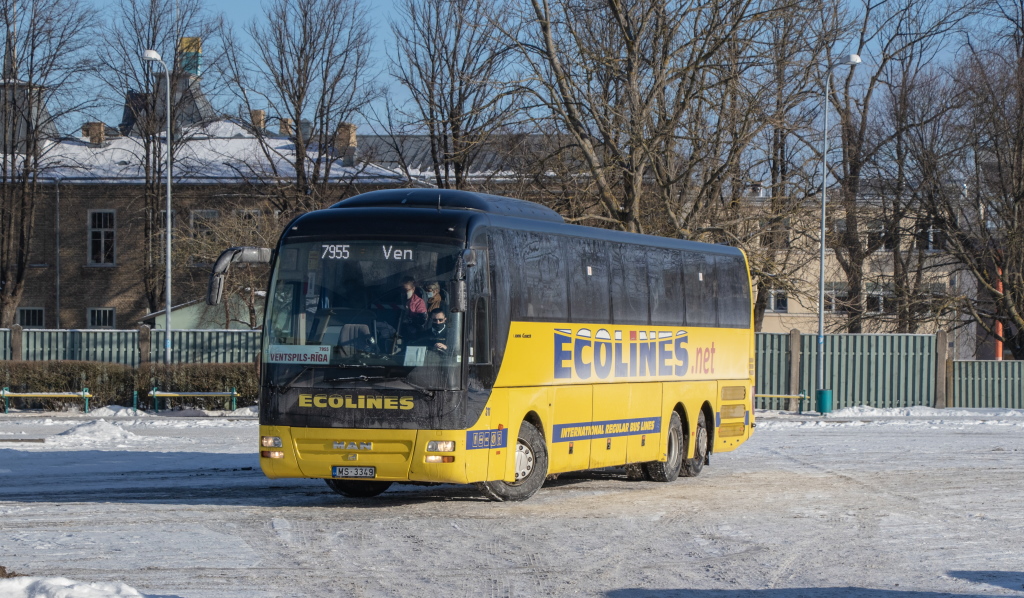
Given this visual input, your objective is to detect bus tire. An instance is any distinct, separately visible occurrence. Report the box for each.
[325,479,393,498]
[680,410,708,477]
[642,411,683,483]
[477,421,548,502]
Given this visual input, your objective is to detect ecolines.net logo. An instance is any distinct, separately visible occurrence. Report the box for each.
[554,328,707,380]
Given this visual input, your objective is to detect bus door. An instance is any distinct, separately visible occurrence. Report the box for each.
[550,385,592,474]
[590,383,627,468]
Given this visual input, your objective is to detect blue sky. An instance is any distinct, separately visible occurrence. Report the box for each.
[207,0,397,132]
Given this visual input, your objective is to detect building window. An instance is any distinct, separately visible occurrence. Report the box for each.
[917,219,947,251]
[767,290,788,313]
[824,283,851,313]
[868,223,896,251]
[17,307,44,328]
[88,210,116,265]
[866,283,895,314]
[87,308,116,328]
[190,209,220,238]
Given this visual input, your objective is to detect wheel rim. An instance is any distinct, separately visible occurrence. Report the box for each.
[668,425,681,462]
[695,423,708,459]
[513,438,535,483]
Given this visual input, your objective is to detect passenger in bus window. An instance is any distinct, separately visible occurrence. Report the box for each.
[424,309,453,355]
[401,276,427,318]
[424,282,448,319]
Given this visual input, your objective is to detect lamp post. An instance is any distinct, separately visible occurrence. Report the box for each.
[817,53,860,412]
[143,49,173,365]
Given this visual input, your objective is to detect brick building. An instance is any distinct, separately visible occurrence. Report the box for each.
[15,121,407,330]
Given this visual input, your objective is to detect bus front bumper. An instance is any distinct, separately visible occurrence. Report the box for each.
[258,425,479,484]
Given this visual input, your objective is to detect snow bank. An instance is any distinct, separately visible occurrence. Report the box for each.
[46,420,145,447]
[828,405,1024,418]
[154,405,258,418]
[87,406,146,418]
[0,577,148,598]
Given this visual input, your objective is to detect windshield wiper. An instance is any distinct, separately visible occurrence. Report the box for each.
[324,374,437,398]
[326,375,389,383]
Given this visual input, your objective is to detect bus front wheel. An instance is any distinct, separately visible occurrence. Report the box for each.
[325,479,393,498]
[477,421,548,501]
[642,411,684,483]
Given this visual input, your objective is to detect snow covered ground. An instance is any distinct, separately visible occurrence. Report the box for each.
[1,406,1023,598]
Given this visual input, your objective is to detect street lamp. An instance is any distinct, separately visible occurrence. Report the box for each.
[143,48,173,365]
[817,53,860,412]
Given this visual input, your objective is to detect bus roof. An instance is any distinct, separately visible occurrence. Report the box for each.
[331,189,564,223]
[321,189,744,259]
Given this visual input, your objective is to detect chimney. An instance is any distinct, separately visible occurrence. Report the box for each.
[177,37,202,77]
[298,119,312,141]
[335,122,357,167]
[250,109,266,132]
[82,122,105,145]
[279,118,293,137]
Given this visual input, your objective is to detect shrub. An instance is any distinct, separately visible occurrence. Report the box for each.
[0,361,258,412]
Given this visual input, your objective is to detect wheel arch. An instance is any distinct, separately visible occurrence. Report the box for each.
[701,401,715,458]
[522,410,545,442]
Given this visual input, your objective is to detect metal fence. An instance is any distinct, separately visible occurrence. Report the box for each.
[801,333,937,410]
[23,329,141,366]
[149,330,262,364]
[755,333,938,410]
[2,328,260,366]
[755,333,793,410]
[952,361,1024,409]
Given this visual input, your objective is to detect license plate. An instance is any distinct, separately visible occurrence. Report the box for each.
[332,466,376,478]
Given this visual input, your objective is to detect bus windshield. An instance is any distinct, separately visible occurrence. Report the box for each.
[264,240,464,391]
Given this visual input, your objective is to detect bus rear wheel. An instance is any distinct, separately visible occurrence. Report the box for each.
[642,411,683,482]
[477,421,548,502]
[680,410,708,477]
[325,479,393,498]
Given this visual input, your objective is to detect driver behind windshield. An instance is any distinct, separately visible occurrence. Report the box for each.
[422,309,454,356]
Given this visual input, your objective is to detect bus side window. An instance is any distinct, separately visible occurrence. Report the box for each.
[473,297,490,364]
[567,237,610,323]
[610,243,649,325]
[514,230,567,321]
[648,248,684,326]
[683,252,717,327]
[716,255,751,328]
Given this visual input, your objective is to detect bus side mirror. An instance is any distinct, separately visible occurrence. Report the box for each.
[207,246,272,305]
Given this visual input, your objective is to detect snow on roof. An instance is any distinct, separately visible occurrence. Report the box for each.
[38,119,406,184]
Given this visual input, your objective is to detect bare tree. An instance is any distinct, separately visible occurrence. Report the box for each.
[387,0,522,190]
[930,15,1024,358]
[93,0,224,316]
[225,0,380,215]
[739,0,833,330]
[506,0,781,234]
[826,0,975,333]
[0,0,97,327]
[861,65,964,334]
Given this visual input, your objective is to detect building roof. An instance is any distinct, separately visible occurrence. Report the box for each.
[37,119,407,184]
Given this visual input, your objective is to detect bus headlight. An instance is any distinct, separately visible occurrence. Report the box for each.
[426,440,455,452]
[261,450,284,459]
[425,455,455,463]
[261,436,282,448]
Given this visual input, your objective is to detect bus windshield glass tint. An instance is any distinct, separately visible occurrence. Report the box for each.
[264,241,464,390]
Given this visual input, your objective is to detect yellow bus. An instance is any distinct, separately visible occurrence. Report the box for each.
[209,189,755,501]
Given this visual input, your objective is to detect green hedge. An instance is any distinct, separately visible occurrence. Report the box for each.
[0,361,258,412]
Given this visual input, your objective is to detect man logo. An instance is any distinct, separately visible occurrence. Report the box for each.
[333,441,372,450]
